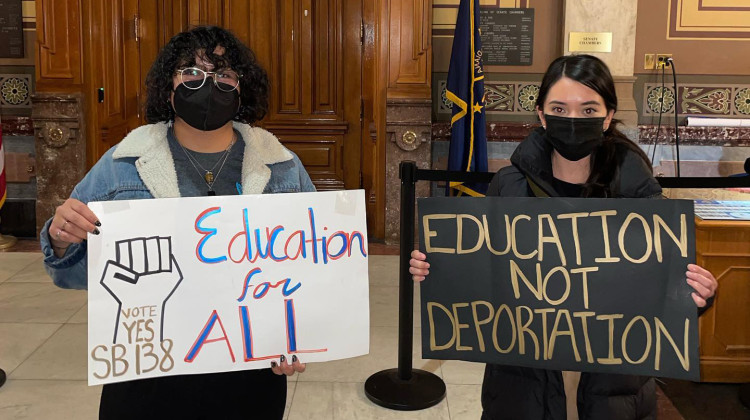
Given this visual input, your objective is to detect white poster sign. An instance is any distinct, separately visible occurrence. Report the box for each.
[86,191,369,385]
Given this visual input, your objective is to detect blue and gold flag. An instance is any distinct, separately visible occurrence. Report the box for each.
[446,0,488,196]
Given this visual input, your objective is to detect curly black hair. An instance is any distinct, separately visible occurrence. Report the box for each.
[145,26,269,124]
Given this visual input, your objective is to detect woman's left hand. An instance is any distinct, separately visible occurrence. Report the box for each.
[686,264,717,308]
[271,355,305,376]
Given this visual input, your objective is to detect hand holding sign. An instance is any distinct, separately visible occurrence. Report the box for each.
[100,237,184,344]
[686,264,717,307]
[270,354,306,376]
[409,250,430,282]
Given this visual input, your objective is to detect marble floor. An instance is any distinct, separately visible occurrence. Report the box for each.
[0,251,489,419]
[0,250,699,419]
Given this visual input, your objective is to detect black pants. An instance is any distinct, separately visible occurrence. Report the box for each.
[481,365,656,420]
[100,369,287,420]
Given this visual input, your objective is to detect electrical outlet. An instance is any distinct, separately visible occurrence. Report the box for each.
[644,54,656,70]
[656,54,673,68]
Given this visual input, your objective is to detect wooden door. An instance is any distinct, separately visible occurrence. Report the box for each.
[245,0,363,191]
[143,0,365,192]
[83,0,145,165]
[85,0,364,192]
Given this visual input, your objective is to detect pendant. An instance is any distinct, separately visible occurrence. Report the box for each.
[207,190,216,196]
[204,171,215,184]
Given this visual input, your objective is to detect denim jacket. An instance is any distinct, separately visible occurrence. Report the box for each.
[41,122,315,289]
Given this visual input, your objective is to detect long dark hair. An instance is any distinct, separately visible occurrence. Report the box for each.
[536,54,652,197]
[145,26,269,124]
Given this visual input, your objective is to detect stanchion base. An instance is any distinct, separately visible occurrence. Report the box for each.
[0,368,6,388]
[364,368,446,411]
[0,234,17,250]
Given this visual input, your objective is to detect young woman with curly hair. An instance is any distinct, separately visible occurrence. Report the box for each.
[41,26,312,419]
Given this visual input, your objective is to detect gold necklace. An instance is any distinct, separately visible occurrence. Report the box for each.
[174,128,236,194]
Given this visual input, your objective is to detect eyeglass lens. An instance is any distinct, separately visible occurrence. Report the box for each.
[180,68,240,91]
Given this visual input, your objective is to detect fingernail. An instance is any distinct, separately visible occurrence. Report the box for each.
[93,229,100,235]
[271,361,277,368]
[95,221,102,227]
[280,355,286,363]
[292,355,298,363]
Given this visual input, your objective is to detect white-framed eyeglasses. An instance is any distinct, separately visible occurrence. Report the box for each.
[176,67,241,92]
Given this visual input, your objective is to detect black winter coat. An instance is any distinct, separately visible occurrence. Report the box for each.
[481,128,662,420]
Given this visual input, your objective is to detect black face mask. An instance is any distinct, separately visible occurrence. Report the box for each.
[173,80,240,131]
[543,114,606,161]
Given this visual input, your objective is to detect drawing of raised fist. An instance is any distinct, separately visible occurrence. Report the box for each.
[99,237,184,344]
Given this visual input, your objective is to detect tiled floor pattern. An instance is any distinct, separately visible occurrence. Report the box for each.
[0,252,692,419]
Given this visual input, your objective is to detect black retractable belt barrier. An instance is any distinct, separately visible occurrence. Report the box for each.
[364,160,749,411]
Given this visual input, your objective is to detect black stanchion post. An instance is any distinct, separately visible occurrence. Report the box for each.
[364,161,446,410]
[397,159,416,381]
[0,368,6,389]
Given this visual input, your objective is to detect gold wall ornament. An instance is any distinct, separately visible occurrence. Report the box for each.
[49,127,63,142]
[568,32,613,53]
[392,129,424,152]
[402,130,418,146]
[42,124,70,148]
[394,130,422,152]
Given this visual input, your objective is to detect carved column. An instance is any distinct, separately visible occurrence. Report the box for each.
[385,98,431,242]
[32,94,86,234]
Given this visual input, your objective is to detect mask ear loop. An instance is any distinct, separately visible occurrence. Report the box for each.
[232,95,242,123]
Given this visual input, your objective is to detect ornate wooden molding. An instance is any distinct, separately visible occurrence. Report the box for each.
[387,0,432,98]
[35,0,83,91]
[263,121,350,135]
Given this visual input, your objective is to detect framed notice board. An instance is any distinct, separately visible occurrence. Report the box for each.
[479,8,534,66]
[0,0,24,58]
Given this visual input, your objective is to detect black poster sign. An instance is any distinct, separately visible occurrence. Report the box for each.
[0,0,24,58]
[479,8,534,66]
[418,197,699,381]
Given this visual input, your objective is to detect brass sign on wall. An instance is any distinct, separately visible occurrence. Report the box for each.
[568,32,613,53]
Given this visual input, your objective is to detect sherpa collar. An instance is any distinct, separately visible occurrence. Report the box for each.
[112,122,293,198]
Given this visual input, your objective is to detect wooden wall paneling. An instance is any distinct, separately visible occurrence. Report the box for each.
[34,0,84,92]
[387,0,431,99]
[279,0,302,114]
[695,220,750,382]
[360,0,387,238]
[341,0,363,191]
[82,0,145,166]
[222,1,252,47]
[182,0,224,28]
[260,0,362,193]
[312,0,337,116]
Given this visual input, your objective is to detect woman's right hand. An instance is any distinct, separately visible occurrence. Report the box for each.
[409,250,430,282]
[48,198,101,251]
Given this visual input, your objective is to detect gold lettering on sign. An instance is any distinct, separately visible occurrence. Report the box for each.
[569,32,613,53]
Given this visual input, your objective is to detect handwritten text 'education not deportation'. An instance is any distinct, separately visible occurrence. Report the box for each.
[418,197,698,380]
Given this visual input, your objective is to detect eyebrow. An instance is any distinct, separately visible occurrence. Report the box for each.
[548,100,602,106]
